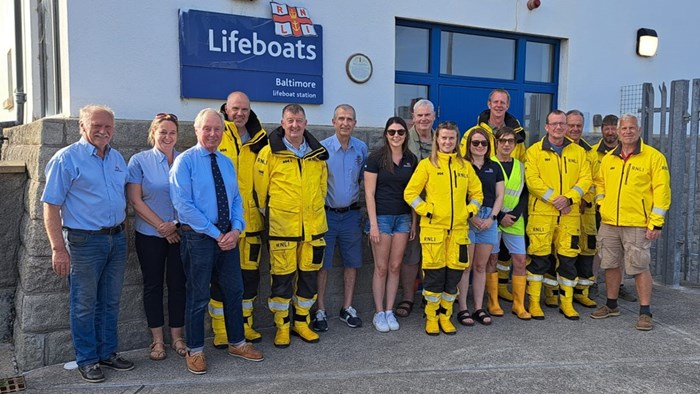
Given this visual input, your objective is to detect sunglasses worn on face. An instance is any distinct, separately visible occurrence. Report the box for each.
[387,129,406,136]
[498,138,515,144]
[471,140,489,147]
[156,112,178,121]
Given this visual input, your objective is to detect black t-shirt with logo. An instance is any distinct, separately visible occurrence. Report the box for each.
[364,151,417,215]
[472,159,504,209]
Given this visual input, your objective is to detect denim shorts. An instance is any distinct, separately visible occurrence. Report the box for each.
[365,214,411,236]
[468,207,499,247]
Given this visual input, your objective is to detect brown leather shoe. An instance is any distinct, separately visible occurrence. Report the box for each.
[186,351,207,374]
[228,342,264,362]
[636,314,653,331]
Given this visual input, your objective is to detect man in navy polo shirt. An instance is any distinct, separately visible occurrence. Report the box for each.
[42,105,133,383]
[313,104,368,331]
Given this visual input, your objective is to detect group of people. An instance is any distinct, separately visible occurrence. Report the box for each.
[40,87,670,384]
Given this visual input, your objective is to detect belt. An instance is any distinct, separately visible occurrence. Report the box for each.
[325,203,360,214]
[63,222,125,235]
[181,225,193,232]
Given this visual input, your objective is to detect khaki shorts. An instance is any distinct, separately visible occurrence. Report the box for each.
[597,223,651,276]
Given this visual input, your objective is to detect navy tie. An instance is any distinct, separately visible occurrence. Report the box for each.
[210,153,231,233]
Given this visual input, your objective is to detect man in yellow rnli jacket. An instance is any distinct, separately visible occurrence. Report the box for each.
[209,92,269,347]
[254,104,329,347]
[590,114,670,331]
[458,89,528,302]
[524,110,592,320]
[565,110,599,309]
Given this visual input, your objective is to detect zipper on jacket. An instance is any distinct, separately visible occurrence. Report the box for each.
[557,154,563,215]
[641,199,648,220]
[615,163,627,226]
[624,166,631,185]
[449,157,454,230]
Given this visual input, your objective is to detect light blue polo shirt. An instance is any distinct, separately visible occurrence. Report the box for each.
[127,147,179,237]
[41,137,128,230]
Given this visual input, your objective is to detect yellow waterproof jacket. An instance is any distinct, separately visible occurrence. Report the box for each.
[525,136,592,216]
[217,110,268,236]
[404,152,483,230]
[577,138,599,209]
[254,126,329,241]
[595,139,670,230]
[459,110,528,162]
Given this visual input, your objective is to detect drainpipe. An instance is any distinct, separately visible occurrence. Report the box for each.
[0,0,27,153]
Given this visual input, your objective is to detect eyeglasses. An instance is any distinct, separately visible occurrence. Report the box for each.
[156,113,178,121]
[387,129,406,136]
[498,138,515,144]
[471,140,489,147]
[547,122,567,128]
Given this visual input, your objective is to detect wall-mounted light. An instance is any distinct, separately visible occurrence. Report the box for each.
[636,28,658,57]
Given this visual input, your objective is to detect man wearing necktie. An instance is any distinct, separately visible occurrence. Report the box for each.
[170,108,263,375]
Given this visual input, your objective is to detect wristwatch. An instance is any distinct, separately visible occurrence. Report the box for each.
[492,215,497,220]
[172,220,181,229]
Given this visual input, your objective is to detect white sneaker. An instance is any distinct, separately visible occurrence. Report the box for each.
[373,311,390,333]
[385,310,400,331]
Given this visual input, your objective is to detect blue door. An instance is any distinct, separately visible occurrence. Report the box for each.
[438,85,523,135]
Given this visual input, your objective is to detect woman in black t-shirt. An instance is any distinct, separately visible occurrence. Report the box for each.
[364,117,418,333]
[456,127,505,326]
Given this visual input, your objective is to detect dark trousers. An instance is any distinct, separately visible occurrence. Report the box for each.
[135,232,186,328]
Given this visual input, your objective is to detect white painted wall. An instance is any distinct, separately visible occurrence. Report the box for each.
[4,0,699,127]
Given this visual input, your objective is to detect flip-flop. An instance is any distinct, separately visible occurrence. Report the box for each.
[395,300,414,318]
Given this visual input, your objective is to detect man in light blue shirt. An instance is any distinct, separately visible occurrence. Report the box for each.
[313,104,368,332]
[41,105,133,383]
[170,108,263,375]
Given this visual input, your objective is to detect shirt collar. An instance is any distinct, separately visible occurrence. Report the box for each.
[78,136,111,157]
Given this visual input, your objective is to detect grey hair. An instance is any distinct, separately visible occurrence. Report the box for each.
[618,113,639,128]
[413,99,434,113]
[79,104,114,126]
[194,108,224,129]
[566,109,585,123]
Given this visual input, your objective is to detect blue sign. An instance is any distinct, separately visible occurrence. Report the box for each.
[179,9,323,104]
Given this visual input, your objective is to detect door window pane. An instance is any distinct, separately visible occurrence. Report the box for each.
[525,42,554,83]
[524,92,552,144]
[440,32,515,79]
[396,26,430,73]
[395,83,428,127]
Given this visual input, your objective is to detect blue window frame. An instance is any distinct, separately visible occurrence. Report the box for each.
[395,20,559,139]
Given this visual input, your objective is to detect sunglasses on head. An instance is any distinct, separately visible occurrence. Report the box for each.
[156,113,178,121]
[471,140,489,147]
[387,128,406,136]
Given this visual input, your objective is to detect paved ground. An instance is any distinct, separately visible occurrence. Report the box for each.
[6,280,700,393]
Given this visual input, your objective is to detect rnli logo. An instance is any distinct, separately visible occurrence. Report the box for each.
[274,241,291,248]
[530,226,546,233]
[455,172,467,179]
[282,159,292,164]
[271,2,317,37]
[567,158,579,164]
[630,165,645,172]
[423,236,437,242]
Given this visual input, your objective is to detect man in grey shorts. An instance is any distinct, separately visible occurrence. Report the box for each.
[396,99,435,317]
[590,114,670,331]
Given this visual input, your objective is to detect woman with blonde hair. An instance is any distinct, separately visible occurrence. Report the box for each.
[404,121,483,335]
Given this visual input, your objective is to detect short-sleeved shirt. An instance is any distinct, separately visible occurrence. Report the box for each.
[127,147,179,237]
[472,159,504,208]
[321,134,368,208]
[364,151,417,215]
[41,137,128,230]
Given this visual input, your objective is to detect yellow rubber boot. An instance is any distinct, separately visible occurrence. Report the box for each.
[424,291,441,336]
[559,283,580,320]
[242,298,262,343]
[573,278,597,308]
[543,275,559,308]
[273,310,291,348]
[208,299,228,349]
[511,276,531,320]
[291,297,320,343]
[497,260,513,302]
[438,294,457,335]
[486,272,504,316]
[526,273,545,320]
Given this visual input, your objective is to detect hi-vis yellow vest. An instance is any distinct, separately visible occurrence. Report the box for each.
[494,158,525,235]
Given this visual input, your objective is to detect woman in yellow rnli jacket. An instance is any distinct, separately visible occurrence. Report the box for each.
[404,121,483,336]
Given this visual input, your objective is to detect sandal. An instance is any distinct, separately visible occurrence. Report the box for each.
[395,301,414,318]
[149,341,166,361]
[473,309,492,326]
[457,310,475,326]
[171,338,187,358]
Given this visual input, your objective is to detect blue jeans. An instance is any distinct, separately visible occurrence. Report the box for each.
[180,231,244,350]
[64,229,127,367]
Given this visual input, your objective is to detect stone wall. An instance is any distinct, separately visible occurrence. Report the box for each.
[1,118,384,371]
